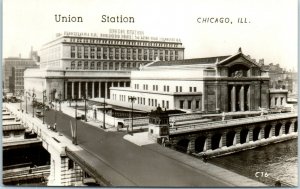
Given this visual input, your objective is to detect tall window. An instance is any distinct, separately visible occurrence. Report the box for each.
[97,62,101,70]
[90,62,95,70]
[84,61,88,69]
[180,100,184,109]
[103,62,107,70]
[97,47,102,59]
[77,61,82,69]
[71,46,75,58]
[71,62,75,69]
[84,47,89,59]
[188,101,192,109]
[90,47,95,59]
[77,46,82,58]
[115,62,119,70]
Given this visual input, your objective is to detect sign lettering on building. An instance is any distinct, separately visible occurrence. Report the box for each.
[62,29,181,43]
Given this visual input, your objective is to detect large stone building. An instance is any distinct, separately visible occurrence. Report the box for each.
[24,30,184,101]
[110,48,271,113]
[3,56,38,95]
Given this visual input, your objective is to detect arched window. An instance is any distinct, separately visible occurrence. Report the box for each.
[77,61,82,69]
[71,62,75,70]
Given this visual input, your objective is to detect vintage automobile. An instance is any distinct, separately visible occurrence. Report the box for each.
[35,110,44,118]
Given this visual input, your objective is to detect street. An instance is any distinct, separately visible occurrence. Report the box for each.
[19,102,231,186]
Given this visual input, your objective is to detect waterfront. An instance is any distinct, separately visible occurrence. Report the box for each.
[210,138,298,186]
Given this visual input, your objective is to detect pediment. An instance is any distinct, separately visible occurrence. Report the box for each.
[218,53,260,68]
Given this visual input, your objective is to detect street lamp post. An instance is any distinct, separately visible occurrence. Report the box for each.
[32,91,36,118]
[58,92,62,111]
[25,91,29,114]
[42,90,47,124]
[83,96,88,122]
[73,96,78,145]
[103,93,106,129]
[129,96,136,135]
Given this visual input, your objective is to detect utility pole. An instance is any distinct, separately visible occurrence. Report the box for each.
[129,96,136,135]
[83,96,88,122]
[25,91,29,114]
[103,93,106,129]
[32,91,36,118]
[58,92,62,111]
[42,90,46,124]
[73,95,78,145]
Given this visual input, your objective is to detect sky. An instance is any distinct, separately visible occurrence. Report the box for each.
[3,0,298,71]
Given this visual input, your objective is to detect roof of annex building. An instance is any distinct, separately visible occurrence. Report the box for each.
[147,56,230,67]
[145,48,262,69]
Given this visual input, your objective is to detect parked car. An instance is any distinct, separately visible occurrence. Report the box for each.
[36,110,44,118]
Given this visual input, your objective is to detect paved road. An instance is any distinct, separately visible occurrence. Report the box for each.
[20,103,232,187]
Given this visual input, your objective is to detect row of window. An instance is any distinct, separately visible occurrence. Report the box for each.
[69,37,182,48]
[70,61,142,70]
[273,97,285,106]
[134,84,198,93]
[70,46,179,61]
[112,94,170,109]
[3,131,22,138]
[179,100,201,109]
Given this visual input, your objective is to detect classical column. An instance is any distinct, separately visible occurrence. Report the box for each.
[92,82,95,98]
[231,86,236,112]
[98,82,101,98]
[78,82,81,99]
[105,82,108,98]
[71,82,74,99]
[247,85,251,111]
[118,82,120,87]
[240,85,245,111]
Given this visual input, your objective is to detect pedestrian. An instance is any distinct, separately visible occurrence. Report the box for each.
[53,123,57,131]
[202,153,208,163]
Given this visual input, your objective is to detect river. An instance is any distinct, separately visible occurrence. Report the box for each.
[209,139,298,186]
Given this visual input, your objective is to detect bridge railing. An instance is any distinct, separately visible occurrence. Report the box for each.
[169,113,297,133]
[65,148,112,186]
[3,165,50,178]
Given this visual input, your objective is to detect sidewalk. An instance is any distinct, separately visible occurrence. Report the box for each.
[59,101,116,131]
[123,132,155,146]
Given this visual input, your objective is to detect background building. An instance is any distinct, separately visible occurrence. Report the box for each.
[24,30,184,101]
[3,55,39,95]
[111,48,271,113]
[259,60,297,93]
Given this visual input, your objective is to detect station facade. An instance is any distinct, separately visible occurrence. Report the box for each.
[110,49,271,113]
[24,30,184,101]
